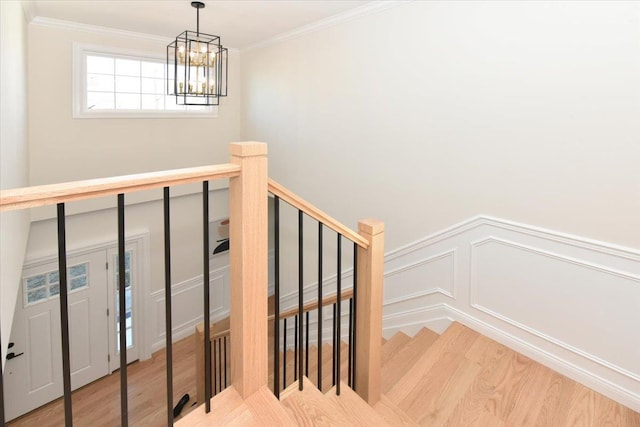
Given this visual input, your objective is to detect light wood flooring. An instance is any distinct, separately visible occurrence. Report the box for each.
[7,334,200,427]
[8,321,640,426]
[382,323,640,426]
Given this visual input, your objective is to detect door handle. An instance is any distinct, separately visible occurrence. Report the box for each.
[6,352,24,360]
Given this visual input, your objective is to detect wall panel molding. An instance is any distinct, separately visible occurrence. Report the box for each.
[379,215,640,412]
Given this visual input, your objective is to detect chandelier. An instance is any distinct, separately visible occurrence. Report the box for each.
[167,1,228,106]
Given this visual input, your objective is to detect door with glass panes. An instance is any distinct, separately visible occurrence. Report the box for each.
[4,246,139,421]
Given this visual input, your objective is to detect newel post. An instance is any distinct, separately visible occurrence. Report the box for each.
[355,218,384,405]
[229,142,268,398]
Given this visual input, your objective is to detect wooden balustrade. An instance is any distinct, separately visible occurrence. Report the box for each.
[1,140,385,418]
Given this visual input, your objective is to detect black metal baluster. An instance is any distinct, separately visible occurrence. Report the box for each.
[317,223,323,391]
[218,337,222,392]
[294,315,298,381]
[202,181,212,411]
[305,311,310,378]
[117,195,129,426]
[212,339,217,395]
[298,210,304,390]
[332,303,336,387]
[348,298,353,388]
[57,203,73,427]
[283,317,287,389]
[273,196,280,398]
[224,335,228,388]
[336,233,342,395]
[352,244,358,390]
[163,188,173,424]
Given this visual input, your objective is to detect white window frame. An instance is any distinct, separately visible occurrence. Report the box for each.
[72,43,218,119]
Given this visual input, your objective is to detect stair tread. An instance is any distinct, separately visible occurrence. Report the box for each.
[381,331,411,365]
[382,327,440,393]
[244,386,296,426]
[175,386,245,426]
[326,382,392,426]
[281,377,354,425]
[373,394,419,426]
[386,322,480,420]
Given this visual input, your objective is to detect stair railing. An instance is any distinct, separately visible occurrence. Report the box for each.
[268,179,384,405]
[0,142,268,425]
[1,140,384,427]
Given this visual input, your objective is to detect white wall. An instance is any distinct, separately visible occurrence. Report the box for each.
[1,0,31,364]
[28,22,241,191]
[24,21,241,281]
[20,21,242,358]
[240,0,640,410]
[241,0,640,251]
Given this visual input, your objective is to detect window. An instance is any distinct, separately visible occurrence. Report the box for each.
[23,262,89,307]
[73,43,217,118]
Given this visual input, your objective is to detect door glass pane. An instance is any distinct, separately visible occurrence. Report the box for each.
[23,262,88,306]
[26,275,46,290]
[114,251,134,352]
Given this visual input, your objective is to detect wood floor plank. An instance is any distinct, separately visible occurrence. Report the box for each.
[382,328,440,393]
[533,370,578,427]
[281,377,350,425]
[501,362,554,426]
[565,384,597,426]
[374,394,419,426]
[381,331,411,365]
[175,386,245,426]
[417,357,482,426]
[387,322,477,405]
[480,351,537,421]
[326,382,391,426]
[245,386,296,426]
[9,334,199,426]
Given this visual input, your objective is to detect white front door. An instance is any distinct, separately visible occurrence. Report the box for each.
[4,250,110,421]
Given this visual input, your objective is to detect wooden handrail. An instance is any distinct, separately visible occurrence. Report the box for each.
[0,163,241,212]
[270,288,354,321]
[198,288,354,343]
[268,178,369,249]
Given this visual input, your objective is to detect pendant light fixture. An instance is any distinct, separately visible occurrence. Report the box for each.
[167,1,228,106]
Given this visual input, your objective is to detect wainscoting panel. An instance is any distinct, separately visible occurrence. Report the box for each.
[380,216,640,411]
[150,265,230,353]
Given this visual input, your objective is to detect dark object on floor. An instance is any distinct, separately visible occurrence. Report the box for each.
[213,238,229,254]
[173,393,190,418]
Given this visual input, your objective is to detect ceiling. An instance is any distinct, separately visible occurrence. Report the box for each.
[26,0,370,49]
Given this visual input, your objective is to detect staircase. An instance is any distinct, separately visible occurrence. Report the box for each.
[182,321,640,425]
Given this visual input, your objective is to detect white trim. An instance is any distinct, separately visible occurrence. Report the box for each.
[384,248,457,300]
[32,16,173,44]
[149,265,230,353]
[378,215,640,411]
[242,1,411,52]
[445,304,640,412]
[468,236,640,383]
[72,43,219,119]
[386,215,640,263]
[30,16,241,52]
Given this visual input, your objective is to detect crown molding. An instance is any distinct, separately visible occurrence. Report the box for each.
[21,1,36,23]
[28,16,239,52]
[242,0,412,52]
[30,16,172,44]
